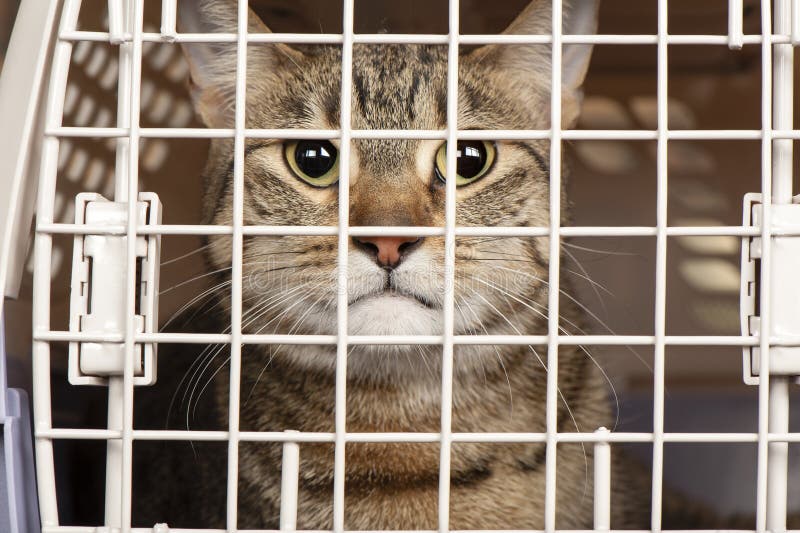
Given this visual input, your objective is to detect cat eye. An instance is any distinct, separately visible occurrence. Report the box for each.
[285,140,339,187]
[434,140,496,186]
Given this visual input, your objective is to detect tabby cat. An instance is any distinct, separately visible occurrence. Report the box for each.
[135,0,657,529]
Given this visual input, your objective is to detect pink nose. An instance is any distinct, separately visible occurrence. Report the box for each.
[352,236,422,268]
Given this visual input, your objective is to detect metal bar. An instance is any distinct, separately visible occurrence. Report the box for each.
[105,0,133,525]
[437,0,460,530]
[39,222,796,238]
[48,125,800,141]
[756,0,775,530]
[32,0,83,527]
[767,1,793,530]
[160,0,177,40]
[29,330,783,346]
[40,529,800,533]
[42,528,800,533]
[224,0,250,529]
[650,0,669,530]
[119,0,145,528]
[57,29,800,46]
[593,428,611,531]
[332,0,356,531]
[279,432,300,531]
[107,0,124,44]
[793,0,800,44]
[34,428,800,444]
[729,0,744,49]
[544,1,563,531]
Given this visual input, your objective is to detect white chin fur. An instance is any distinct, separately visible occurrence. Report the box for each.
[347,294,441,336]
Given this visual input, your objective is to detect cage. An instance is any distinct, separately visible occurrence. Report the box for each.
[0,0,799,531]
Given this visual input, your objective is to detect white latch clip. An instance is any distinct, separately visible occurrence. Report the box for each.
[68,193,161,386]
[740,193,800,385]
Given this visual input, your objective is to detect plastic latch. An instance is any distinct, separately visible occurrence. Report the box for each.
[740,193,800,385]
[68,193,161,386]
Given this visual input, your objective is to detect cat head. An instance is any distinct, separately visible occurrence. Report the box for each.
[178,0,598,381]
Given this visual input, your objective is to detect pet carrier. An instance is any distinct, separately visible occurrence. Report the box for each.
[0,0,799,532]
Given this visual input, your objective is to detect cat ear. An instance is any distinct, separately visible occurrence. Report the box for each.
[560,0,600,101]
[486,0,599,107]
[177,0,299,127]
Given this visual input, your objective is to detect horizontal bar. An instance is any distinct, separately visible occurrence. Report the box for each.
[36,222,781,238]
[46,126,800,140]
[57,30,800,46]
[33,330,775,346]
[42,529,800,533]
[35,429,800,443]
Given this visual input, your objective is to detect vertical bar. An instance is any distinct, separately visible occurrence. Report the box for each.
[280,431,300,531]
[593,427,611,531]
[333,0,355,531]
[768,379,790,531]
[33,0,83,527]
[161,0,177,41]
[106,0,132,525]
[774,0,795,204]
[650,0,669,532]
[756,0,774,530]
[544,0,563,531]
[113,0,132,201]
[650,0,668,530]
[729,0,744,49]
[121,0,145,529]
[160,0,177,41]
[792,0,800,45]
[108,0,124,44]
[438,0,459,530]
[768,1,793,530]
[226,0,249,530]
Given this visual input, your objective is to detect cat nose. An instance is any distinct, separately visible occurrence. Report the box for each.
[352,236,423,268]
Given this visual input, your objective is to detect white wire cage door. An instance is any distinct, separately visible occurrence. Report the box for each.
[8,0,799,531]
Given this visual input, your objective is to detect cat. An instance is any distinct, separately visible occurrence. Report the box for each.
[133,0,657,529]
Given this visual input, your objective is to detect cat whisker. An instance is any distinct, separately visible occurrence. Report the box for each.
[160,242,215,266]
[243,345,278,406]
[243,287,334,404]
[159,264,234,295]
[460,281,589,495]
[171,282,313,426]
[480,263,653,374]
[188,282,322,422]
[454,280,513,418]
[562,246,613,319]
[469,275,621,432]
[189,285,320,421]
[160,279,232,332]
[454,298,490,388]
[562,240,638,257]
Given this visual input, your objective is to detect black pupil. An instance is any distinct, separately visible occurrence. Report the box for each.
[456,141,487,178]
[295,140,337,178]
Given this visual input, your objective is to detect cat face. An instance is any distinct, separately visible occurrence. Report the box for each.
[179,0,597,380]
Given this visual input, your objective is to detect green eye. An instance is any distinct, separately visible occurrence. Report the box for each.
[434,140,496,186]
[285,140,339,187]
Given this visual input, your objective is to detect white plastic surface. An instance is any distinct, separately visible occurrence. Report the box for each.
[741,194,800,384]
[68,193,161,386]
[0,0,62,299]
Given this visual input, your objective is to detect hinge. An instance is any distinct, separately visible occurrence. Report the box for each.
[68,193,161,386]
[740,193,800,385]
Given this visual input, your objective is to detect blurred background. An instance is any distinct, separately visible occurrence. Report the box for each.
[1,0,799,527]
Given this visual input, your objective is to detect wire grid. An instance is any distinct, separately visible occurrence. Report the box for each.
[27,0,799,532]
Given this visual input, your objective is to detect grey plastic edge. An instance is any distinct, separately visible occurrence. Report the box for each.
[0,311,40,533]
